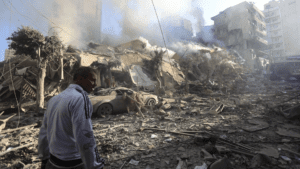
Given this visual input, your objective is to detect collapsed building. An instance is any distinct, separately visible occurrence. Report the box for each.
[211,1,268,71]
[0,34,254,113]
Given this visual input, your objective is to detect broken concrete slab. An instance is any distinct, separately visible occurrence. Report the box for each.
[241,119,269,132]
[276,127,300,138]
[128,65,155,88]
[257,146,279,158]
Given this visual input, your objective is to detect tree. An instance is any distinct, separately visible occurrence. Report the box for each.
[7,26,64,112]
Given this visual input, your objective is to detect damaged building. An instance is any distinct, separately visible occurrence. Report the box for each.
[264,0,300,60]
[161,16,194,43]
[211,1,268,70]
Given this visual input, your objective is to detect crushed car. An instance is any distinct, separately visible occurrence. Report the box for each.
[89,87,158,117]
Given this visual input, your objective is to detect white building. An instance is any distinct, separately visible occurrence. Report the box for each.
[4,49,16,61]
[264,0,300,58]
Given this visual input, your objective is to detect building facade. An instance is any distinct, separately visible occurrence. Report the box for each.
[211,1,268,70]
[264,0,285,59]
[264,0,300,60]
[162,16,194,44]
[4,49,16,61]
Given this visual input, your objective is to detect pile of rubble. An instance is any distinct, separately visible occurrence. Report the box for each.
[0,38,300,169]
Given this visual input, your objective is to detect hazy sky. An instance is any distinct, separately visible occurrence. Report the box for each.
[0,0,270,61]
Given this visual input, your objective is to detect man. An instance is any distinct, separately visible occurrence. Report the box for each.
[38,67,105,169]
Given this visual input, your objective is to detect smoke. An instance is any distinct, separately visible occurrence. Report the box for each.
[190,0,205,35]
[168,41,211,57]
[48,0,102,48]
[46,0,206,49]
[102,0,206,46]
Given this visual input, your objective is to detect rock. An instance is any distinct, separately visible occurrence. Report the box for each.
[162,104,172,110]
[258,146,279,158]
[209,158,232,169]
[154,109,167,116]
[178,147,185,152]
[180,153,188,159]
[276,128,300,138]
[148,145,155,149]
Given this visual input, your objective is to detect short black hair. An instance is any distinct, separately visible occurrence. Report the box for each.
[73,67,96,81]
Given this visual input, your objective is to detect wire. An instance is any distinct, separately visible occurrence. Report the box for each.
[2,0,73,77]
[150,0,176,86]
[3,0,74,118]
[2,0,48,35]
[7,0,21,128]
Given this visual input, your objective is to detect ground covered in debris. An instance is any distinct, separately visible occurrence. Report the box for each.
[0,77,300,169]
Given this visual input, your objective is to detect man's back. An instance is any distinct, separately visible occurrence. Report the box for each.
[45,85,83,160]
[38,84,105,169]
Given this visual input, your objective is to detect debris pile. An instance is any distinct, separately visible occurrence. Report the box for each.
[0,37,300,169]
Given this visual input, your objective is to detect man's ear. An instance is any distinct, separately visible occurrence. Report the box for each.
[75,75,83,83]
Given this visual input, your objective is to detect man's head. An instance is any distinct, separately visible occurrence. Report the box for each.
[73,67,97,93]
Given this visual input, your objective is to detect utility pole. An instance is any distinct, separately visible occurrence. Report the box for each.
[60,45,64,81]
[36,43,47,113]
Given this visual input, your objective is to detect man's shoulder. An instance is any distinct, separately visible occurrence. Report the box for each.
[50,87,83,103]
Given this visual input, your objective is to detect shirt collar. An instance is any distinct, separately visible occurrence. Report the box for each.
[69,84,88,95]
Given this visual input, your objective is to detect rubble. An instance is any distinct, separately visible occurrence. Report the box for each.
[1,37,300,169]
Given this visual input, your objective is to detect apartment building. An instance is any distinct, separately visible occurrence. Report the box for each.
[211,1,268,70]
[264,0,300,59]
[162,16,194,43]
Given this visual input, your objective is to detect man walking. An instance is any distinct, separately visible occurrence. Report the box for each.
[38,67,105,169]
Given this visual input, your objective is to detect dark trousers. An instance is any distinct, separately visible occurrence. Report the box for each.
[45,159,85,169]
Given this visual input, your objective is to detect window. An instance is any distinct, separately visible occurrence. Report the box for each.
[265,5,271,9]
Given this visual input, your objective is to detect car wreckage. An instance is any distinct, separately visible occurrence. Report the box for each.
[89,87,158,117]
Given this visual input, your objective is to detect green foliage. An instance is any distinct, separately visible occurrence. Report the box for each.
[42,35,64,60]
[7,26,64,61]
[7,26,45,59]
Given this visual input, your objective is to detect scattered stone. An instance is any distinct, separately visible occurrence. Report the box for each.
[178,147,185,152]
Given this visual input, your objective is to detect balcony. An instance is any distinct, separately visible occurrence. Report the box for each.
[255,49,269,57]
[253,15,266,26]
[254,28,267,37]
[252,35,268,46]
[251,4,265,18]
